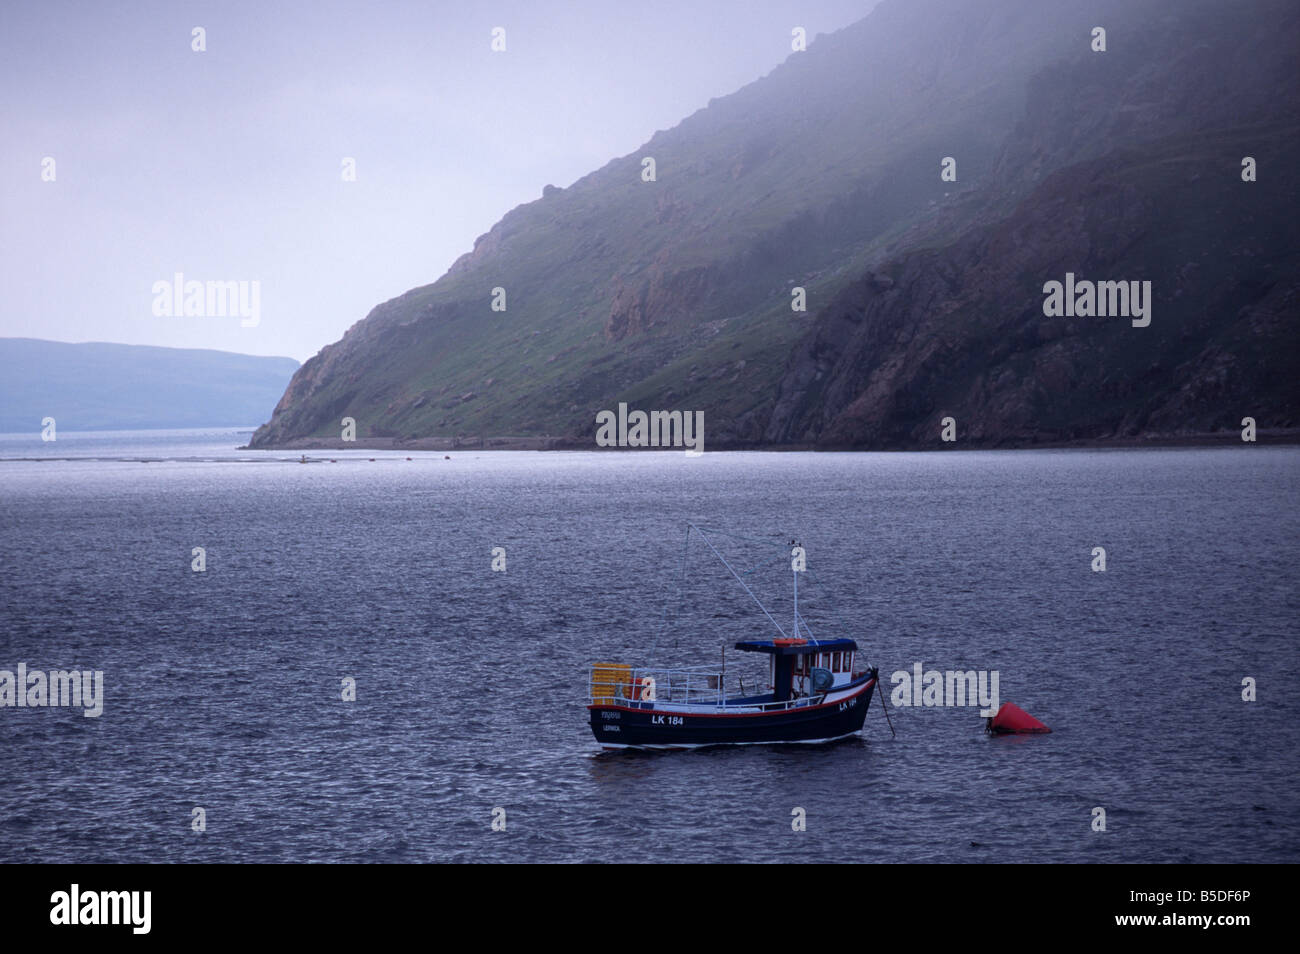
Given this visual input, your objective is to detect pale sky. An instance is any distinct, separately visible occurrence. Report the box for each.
[1,0,876,361]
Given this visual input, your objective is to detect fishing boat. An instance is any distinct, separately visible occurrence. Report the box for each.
[587,525,881,750]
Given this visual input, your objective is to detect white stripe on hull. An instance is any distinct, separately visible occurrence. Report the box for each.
[598,729,864,751]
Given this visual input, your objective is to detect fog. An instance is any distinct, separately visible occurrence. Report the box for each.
[0,0,876,360]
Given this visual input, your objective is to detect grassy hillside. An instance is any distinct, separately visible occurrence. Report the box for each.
[250,0,1298,449]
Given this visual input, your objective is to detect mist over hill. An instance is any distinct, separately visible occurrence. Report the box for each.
[249,0,1300,450]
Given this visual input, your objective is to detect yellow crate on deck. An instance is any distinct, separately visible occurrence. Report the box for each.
[591,663,632,704]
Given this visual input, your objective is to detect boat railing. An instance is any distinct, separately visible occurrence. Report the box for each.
[588,663,859,713]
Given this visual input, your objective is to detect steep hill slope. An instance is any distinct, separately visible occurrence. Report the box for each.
[251,0,1299,449]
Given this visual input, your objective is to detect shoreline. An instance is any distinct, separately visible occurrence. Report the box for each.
[240,428,1300,453]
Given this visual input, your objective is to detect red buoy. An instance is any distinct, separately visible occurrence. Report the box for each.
[987,702,1050,734]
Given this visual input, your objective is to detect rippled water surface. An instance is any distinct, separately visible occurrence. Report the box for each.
[1,431,1297,862]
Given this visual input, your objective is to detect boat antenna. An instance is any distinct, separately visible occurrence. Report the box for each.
[800,565,875,673]
[791,538,800,639]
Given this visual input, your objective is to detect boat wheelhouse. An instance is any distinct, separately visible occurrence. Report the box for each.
[587,525,881,750]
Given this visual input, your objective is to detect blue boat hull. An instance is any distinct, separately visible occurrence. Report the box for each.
[589,675,877,749]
